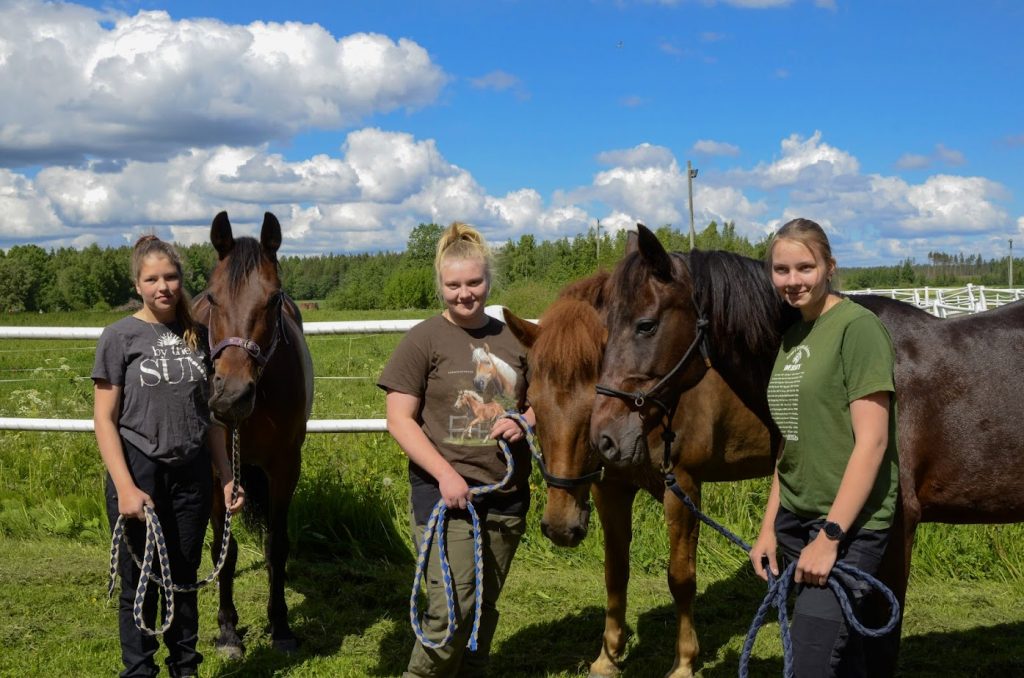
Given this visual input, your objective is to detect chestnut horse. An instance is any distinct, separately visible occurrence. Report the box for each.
[192,211,313,656]
[504,270,772,678]
[591,224,1024,675]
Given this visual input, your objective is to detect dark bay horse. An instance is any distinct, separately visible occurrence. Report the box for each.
[591,224,1024,674]
[192,211,313,655]
[505,270,772,678]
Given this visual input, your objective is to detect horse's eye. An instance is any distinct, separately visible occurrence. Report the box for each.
[636,319,658,336]
[206,293,217,306]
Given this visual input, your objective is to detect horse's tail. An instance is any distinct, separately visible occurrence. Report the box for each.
[239,463,270,533]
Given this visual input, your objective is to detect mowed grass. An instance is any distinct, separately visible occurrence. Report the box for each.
[2,307,1024,676]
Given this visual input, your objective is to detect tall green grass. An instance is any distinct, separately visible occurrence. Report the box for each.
[3,309,1024,584]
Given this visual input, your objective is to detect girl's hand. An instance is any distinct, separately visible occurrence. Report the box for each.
[222,480,245,514]
[118,485,153,521]
[489,417,524,442]
[795,532,839,587]
[749,529,779,582]
[438,470,471,510]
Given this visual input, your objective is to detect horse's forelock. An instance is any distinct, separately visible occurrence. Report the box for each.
[533,298,604,388]
[223,237,271,292]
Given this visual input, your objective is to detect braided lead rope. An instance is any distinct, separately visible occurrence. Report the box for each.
[410,411,536,651]
[663,473,900,678]
[108,427,241,634]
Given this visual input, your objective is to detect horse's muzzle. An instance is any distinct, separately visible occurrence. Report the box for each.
[209,374,256,423]
[593,419,649,469]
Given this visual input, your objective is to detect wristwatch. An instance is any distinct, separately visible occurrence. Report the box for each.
[823,521,845,542]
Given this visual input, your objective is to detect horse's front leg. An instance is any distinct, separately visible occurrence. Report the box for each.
[266,459,301,652]
[210,475,244,658]
[663,473,701,678]
[588,480,639,678]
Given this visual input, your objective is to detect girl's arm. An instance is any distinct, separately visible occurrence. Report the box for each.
[94,380,151,520]
[750,464,783,581]
[385,390,471,510]
[795,391,890,585]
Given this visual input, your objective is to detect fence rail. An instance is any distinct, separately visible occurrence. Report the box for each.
[2,291,1021,433]
[845,285,1024,318]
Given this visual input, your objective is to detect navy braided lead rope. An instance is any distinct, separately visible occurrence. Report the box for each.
[410,411,538,651]
[664,473,900,678]
[107,428,241,636]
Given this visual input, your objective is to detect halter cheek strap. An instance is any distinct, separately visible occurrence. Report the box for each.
[594,298,712,472]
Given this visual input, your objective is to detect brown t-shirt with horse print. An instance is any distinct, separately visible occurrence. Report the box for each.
[378,314,532,525]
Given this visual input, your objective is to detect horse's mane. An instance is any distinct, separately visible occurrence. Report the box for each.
[684,249,798,359]
[557,270,609,308]
[458,389,484,403]
[224,237,267,292]
[607,248,797,361]
[532,296,605,388]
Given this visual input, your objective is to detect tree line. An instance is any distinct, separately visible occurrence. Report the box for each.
[0,222,1019,316]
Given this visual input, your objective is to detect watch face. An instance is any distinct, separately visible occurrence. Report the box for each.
[824,522,843,540]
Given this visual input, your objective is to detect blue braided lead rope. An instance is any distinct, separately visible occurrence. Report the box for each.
[409,411,536,651]
[663,473,900,678]
[107,428,241,635]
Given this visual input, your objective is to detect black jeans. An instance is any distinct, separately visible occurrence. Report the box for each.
[775,507,889,678]
[106,440,212,678]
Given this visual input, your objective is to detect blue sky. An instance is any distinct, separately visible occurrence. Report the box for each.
[1,0,1021,266]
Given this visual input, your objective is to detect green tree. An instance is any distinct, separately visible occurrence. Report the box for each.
[0,245,49,311]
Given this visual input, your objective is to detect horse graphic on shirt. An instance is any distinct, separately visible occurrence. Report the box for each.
[453,389,506,440]
[470,342,518,398]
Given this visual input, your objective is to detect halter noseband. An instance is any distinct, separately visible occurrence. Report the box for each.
[594,299,712,471]
[532,453,605,490]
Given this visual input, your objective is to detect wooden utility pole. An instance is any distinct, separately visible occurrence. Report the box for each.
[687,161,698,250]
[1010,239,1014,287]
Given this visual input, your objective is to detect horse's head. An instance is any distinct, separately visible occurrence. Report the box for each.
[197,211,285,423]
[591,225,709,469]
[505,273,608,547]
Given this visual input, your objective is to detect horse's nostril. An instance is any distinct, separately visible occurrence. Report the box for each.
[597,434,618,459]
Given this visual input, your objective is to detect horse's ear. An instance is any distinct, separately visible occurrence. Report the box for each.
[211,211,234,260]
[504,309,540,349]
[637,223,673,281]
[261,212,282,261]
[625,227,640,255]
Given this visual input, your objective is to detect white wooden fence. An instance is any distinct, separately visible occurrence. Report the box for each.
[0,308,514,433]
[2,291,1022,433]
[845,285,1024,318]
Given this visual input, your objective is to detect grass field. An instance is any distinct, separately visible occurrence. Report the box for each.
[2,308,1024,676]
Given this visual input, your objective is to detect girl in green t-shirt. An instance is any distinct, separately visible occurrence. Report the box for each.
[750,218,899,678]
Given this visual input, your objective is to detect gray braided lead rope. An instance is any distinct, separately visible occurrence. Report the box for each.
[107,427,241,635]
[409,411,537,651]
[664,474,900,678]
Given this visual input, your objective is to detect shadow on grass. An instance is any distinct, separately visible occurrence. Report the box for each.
[613,561,1024,678]
[207,470,414,678]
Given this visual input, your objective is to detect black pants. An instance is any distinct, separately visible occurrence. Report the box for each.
[106,440,212,678]
[775,508,889,678]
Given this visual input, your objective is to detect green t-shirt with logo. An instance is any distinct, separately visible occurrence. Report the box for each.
[767,298,899,530]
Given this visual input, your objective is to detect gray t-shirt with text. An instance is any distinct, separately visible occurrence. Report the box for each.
[92,317,212,465]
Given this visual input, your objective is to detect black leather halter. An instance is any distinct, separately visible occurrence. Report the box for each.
[207,292,289,380]
[532,452,605,490]
[594,299,712,471]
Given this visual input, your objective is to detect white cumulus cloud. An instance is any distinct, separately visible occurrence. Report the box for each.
[0,2,447,167]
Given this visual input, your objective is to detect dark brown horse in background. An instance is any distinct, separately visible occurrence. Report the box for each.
[591,224,1024,675]
[192,211,313,656]
[505,269,772,678]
